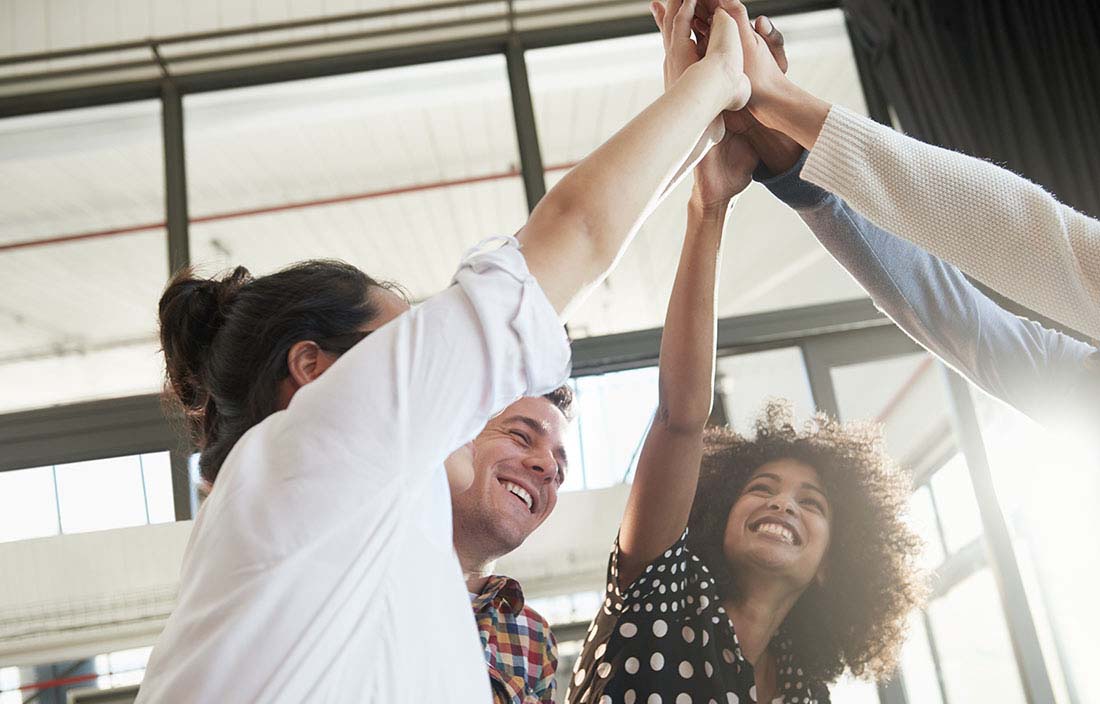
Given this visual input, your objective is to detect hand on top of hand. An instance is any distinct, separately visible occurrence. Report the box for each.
[652,0,801,210]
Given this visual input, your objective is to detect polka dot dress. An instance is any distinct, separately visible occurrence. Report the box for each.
[566,529,829,704]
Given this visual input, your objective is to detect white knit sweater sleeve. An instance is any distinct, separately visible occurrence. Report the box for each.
[802,105,1100,341]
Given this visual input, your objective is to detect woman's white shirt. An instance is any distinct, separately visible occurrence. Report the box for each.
[136,238,571,703]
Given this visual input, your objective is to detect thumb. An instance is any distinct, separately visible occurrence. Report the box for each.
[755,15,788,72]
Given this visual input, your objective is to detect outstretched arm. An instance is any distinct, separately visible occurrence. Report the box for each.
[759,153,1100,429]
[720,0,1100,341]
[613,1,764,587]
[517,1,750,320]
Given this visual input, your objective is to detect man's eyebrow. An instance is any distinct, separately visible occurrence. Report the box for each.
[503,415,568,468]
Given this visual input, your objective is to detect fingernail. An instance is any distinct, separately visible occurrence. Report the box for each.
[760,15,773,33]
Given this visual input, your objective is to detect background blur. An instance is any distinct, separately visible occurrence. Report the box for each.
[1,1,1097,702]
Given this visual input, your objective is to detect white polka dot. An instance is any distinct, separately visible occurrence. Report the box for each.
[574,669,586,686]
[599,697,612,704]
[633,604,642,612]
[681,626,695,643]
[620,622,638,638]
[679,661,694,678]
[671,582,678,592]
[645,565,653,573]
[650,652,665,670]
[632,589,641,597]
[649,695,663,704]
[671,564,678,574]
[653,619,668,637]
[702,631,709,646]
[625,691,637,704]
[658,564,666,571]
[704,661,714,677]
[722,648,735,663]
[671,601,678,612]
[687,596,695,604]
[645,603,654,612]
[625,657,640,674]
[597,662,612,678]
[676,695,692,704]
[664,549,673,558]
[699,595,709,609]
[727,694,739,704]
[748,686,756,700]
[659,585,667,594]
[700,581,709,590]
[660,602,668,612]
[712,616,720,624]
[594,643,607,659]
[676,546,683,556]
[605,597,612,607]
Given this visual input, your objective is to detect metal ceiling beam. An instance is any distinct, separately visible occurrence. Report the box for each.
[506,36,547,211]
[0,0,839,119]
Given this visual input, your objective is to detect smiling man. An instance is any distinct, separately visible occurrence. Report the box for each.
[451,385,574,704]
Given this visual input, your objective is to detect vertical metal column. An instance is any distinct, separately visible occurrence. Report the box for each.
[941,367,1056,704]
[162,79,190,275]
[162,78,194,519]
[505,36,547,212]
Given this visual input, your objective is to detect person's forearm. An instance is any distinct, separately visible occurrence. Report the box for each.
[760,158,1098,425]
[655,199,725,431]
[748,81,830,152]
[519,60,737,319]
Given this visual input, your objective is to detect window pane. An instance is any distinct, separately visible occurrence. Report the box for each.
[0,101,167,412]
[55,456,149,534]
[908,484,946,569]
[929,454,983,555]
[527,9,870,337]
[900,611,945,704]
[140,452,175,524]
[972,390,1095,703]
[928,568,1025,704]
[716,347,813,433]
[830,352,949,466]
[0,466,59,543]
[573,367,659,490]
[184,56,527,303]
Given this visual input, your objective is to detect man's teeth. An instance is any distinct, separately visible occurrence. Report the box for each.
[754,522,795,544]
[502,481,533,510]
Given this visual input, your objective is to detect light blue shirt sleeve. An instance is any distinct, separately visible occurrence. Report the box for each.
[757,154,1100,430]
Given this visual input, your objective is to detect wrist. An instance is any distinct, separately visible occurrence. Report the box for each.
[688,189,734,223]
[690,59,749,114]
[752,81,831,150]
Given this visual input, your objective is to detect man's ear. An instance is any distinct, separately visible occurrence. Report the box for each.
[286,340,328,387]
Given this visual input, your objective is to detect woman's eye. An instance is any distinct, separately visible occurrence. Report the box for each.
[747,483,772,494]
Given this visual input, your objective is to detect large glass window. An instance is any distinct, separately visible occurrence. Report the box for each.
[0,101,167,412]
[0,452,175,543]
[184,56,527,303]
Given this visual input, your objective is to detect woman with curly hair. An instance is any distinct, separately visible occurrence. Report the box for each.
[566,4,923,702]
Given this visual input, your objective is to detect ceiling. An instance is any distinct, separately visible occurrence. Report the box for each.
[0,8,873,413]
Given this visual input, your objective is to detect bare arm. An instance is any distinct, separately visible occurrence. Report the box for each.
[518,2,750,320]
[616,195,726,588]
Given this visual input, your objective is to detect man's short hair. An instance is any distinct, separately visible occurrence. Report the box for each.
[542,384,575,421]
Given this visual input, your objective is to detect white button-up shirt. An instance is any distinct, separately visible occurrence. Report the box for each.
[137,238,571,703]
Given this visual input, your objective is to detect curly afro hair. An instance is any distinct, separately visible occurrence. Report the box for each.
[686,400,927,685]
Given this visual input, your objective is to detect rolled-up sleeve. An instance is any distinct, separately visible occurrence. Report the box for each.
[286,236,572,479]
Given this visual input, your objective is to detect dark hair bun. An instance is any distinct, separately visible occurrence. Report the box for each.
[158,266,253,415]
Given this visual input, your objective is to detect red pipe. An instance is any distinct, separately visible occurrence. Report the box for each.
[0,162,578,254]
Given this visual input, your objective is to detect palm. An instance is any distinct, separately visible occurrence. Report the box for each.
[693,129,756,206]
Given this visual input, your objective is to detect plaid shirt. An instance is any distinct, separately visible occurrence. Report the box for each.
[471,575,558,704]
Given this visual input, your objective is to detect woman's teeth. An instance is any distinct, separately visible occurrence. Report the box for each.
[754,522,795,544]
[502,481,533,510]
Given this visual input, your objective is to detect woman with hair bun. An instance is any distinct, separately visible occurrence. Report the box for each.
[137,9,755,703]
